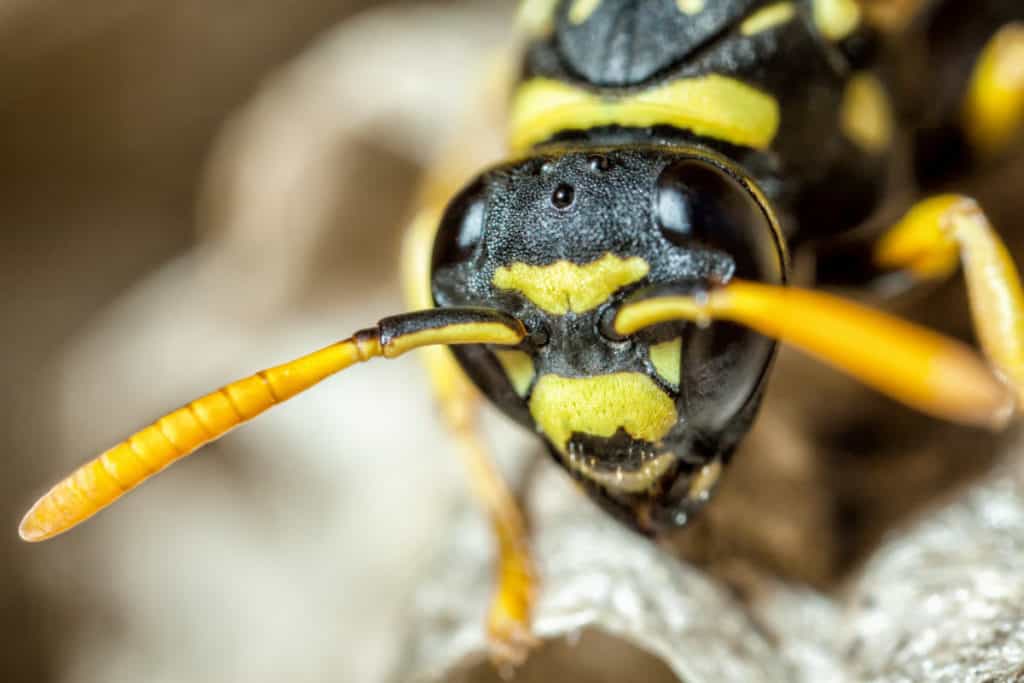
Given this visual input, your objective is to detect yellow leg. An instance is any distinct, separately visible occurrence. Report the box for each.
[875,195,1024,407]
[434,373,539,667]
[400,135,537,665]
[963,23,1024,158]
[407,243,539,667]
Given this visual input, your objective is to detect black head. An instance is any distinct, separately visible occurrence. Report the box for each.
[431,145,786,533]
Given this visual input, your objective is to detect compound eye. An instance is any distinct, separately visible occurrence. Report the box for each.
[656,159,783,432]
[431,179,487,271]
[655,159,782,284]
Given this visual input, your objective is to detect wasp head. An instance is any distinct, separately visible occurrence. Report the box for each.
[430,146,785,533]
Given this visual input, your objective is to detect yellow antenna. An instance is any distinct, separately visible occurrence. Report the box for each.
[615,280,1015,429]
[20,308,525,542]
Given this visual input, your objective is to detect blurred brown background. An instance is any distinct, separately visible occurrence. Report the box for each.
[0,2,408,680]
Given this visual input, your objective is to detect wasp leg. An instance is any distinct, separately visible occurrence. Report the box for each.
[874,194,1024,407]
[437,375,539,668]
[405,231,539,666]
[398,55,538,665]
[963,23,1024,159]
[402,195,537,665]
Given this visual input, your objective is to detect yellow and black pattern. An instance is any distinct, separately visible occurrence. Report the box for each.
[515,0,896,240]
[19,0,1024,649]
[430,143,786,530]
[18,0,1024,667]
[428,0,1024,529]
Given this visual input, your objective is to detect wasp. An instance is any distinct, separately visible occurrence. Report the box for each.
[19,0,1024,668]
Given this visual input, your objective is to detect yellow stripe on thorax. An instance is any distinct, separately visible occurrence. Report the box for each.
[493,253,649,314]
[509,76,781,153]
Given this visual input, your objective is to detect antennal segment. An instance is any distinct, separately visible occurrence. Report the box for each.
[20,308,525,542]
[614,281,1014,429]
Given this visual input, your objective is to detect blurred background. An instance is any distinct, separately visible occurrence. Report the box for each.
[0,2,514,681]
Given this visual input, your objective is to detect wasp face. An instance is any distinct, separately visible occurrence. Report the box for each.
[431,146,785,533]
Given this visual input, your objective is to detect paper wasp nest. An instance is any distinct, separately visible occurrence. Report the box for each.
[841,459,1024,683]
[397,440,1024,683]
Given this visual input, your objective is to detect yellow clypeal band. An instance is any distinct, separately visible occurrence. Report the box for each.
[528,372,678,453]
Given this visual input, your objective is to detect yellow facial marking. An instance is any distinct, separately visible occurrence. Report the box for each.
[495,350,536,397]
[529,373,679,454]
[676,0,705,15]
[649,337,683,387]
[568,451,678,493]
[493,253,650,315]
[740,2,796,36]
[813,0,861,41]
[840,72,894,154]
[963,24,1024,157]
[509,76,781,153]
[517,0,561,35]
[569,0,600,24]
